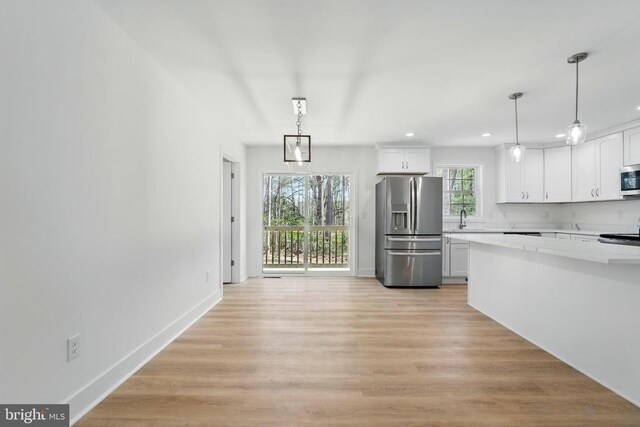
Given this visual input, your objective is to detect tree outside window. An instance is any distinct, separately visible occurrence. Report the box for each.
[436,166,480,217]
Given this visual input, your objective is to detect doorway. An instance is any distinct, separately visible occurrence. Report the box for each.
[222,157,239,283]
[262,173,353,275]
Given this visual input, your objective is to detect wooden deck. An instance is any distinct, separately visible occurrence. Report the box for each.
[78,277,640,426]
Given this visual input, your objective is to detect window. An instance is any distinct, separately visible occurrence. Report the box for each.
[436,166,481,218]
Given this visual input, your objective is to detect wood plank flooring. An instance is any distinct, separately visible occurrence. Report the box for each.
[78,277,640,426]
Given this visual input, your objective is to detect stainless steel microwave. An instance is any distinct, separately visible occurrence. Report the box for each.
[620,165,640,196]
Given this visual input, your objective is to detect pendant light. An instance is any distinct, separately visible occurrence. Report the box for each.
[509,92,525,163]
[566,52,588,145]
[284,98,311,165]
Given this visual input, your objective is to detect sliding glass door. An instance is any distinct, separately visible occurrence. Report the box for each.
[262,174,352,274]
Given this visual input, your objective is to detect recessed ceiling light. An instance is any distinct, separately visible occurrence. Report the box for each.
[556,133,566,138]
[405,132,415,137]
[481,132,492,137]
[637,106,640,111]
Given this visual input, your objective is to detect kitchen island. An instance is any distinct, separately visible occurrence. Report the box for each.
[447,233,640,407]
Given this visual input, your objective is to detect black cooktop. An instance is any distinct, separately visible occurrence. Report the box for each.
[598,233,640,246]
[600,233,640,240]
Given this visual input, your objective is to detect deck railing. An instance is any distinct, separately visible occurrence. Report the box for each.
[263,226,350,269]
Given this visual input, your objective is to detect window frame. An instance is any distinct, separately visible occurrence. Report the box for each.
[436,164,483,221]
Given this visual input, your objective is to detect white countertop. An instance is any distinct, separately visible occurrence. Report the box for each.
[446,233,640,265]
[443,227,606,236]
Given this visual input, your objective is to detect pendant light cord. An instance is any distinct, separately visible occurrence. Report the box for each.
[575,61,579,121]
[514,96,519,145]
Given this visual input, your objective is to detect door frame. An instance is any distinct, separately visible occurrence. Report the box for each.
[220,151,241,284]
[259,170,358,277]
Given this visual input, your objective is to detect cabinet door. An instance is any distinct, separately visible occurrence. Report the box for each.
[449,242,469,277]
[623,126,640,166]
[597,133,623,201]
[442,237,450,277]
[404,149,431,174]
[504,154,524,202]
[571,140,597,202]
[377,149,405,173]
[544,146,572,202]
[570,234,599,243]
[523,149,544,202]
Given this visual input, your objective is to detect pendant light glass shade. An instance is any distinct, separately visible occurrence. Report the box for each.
[566,53,588,146]
[510,144,525,163]
[508,92,525,163]
[566,120,588,146]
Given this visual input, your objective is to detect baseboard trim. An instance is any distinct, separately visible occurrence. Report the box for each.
[357,268,375,277]
[68,290,222,425]
[442,277,468,284]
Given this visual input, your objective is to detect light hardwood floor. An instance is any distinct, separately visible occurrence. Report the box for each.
[78,277,640,426]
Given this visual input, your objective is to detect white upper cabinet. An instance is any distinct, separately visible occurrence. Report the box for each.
[572,140,597,201]
[623,125,640,166]
[523,149,544,202]
[496,147,543,203]
[597,133,624,200]
[377,149,405,174]
[377,147,431,174]
[572,132,623,202]
[544,146,572,202]
[403,149,431,174]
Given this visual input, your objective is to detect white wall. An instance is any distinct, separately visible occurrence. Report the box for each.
[558,199,640,233]
[430,148,563,228]
[246,145,378,277]
[0,0,245,422]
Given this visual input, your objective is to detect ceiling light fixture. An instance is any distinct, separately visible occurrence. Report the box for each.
[556,133,566,138]
[406,132,415,137]
[637,106,640,111]
[566,52,589,145]
[482,132,492,137]
[284,98,310,165]
[509,92,525,163]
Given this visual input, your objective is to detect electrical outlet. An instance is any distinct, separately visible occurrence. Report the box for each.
[67,334,80,361]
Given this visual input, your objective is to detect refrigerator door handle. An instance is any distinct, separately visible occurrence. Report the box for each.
[388,251,442,256]
[409,177,414,232]
[412,177,418,232]
[388,237,441,242]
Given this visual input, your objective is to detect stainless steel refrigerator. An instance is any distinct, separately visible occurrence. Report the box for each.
[375,176,443,287]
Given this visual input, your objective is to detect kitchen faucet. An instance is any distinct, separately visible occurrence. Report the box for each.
[459,208,467,230]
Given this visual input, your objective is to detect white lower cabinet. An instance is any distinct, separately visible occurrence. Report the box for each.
[442,237,469,279]
[570,234,599,243]
[450,242,470,277]
[442,237,450,276]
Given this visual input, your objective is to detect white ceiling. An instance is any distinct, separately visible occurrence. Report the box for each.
[94,0,640,147]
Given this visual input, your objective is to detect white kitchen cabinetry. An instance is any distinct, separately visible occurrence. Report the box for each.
[496,147,544,203]
[449,241,469,277]
[544,146,572,202]
[570,234,599,243]
[377,148,431,174]
[623,125,640,166]
[442,237,469,279]
[442,237,450,276]
[572,133,623,202]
